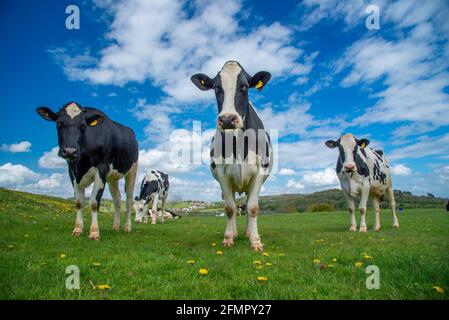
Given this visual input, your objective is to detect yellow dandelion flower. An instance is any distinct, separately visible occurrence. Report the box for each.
[332,258,337,262]
[262,252,269,257]
[265,262,272,266]
[60,254,66,259]
[211,242,217,247]
[433,286,444,294]
[253,260,262,265]
[95,284,111,290]
[328,264,335,268]
[355,261,363,268]
[92,262,101,267]
[187,260,196,264]
[257,276,268,282]
[313,259,321,264]
[216,251,223,255]
[199,268,208,275]
[364,255,373,260]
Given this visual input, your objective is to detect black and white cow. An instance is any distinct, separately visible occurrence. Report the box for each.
[325,133,399,232]
[134,170,169,225]
[191,61,273,251]
[36,102,138,240]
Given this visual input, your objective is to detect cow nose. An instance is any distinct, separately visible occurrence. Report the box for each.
[62,147,77,159]
[218,115,238,130]
[344,163,355,172]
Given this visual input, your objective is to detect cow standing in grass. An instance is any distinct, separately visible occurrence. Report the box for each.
[325,133,399,232]
[191,61,273,251]
[36,102,138,240]
[134,170,169,224]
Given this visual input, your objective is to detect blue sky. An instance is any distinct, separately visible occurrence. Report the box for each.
[1,0,448,201]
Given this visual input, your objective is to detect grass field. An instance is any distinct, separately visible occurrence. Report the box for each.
[0,188,448,300]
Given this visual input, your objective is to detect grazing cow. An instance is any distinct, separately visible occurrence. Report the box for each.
[191,61,273,251]
[325,133,399,232]
[134,170,169,224]
[36,102,138,240]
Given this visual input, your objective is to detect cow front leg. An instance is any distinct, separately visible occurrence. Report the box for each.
[372,197,381,231]
[72,185,84,236]
[108,179,121,231]
[160,195,167,224]
[358,186,369,232]
[124,162,137,233]
[246,176,264,251]
[220,181,237,246]
[151,195,159,225]
[344,192,357,231]
[88,171,106,240]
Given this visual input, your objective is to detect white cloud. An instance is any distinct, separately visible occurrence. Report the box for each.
[390,164,412,176]
[279,168,296,176]
[1,141,32,153]
[38,147,66,169]
[0,163,40,186]
[390,132,449,160]
[301,167,339,187]
[286,179,304,190]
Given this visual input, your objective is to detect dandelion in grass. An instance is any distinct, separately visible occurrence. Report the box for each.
[92,262,101,267]
[199,268,208,275]
[187,260,196,265]
[313,259,321,264]
[262,252,269,257]
[364,255,373,260]
[332,258,337,262]
[253,260,262,265]
[278,253,285,257]
[265,262,272,266]
[211,242,217,247]
[60,254,66,259]
[216,250,223,256]
[355,261,363,268]
[257,276,268,282]
[433,286,444,294]
[95,284,111,290]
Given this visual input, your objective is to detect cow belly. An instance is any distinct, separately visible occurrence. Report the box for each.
[107,167,124,182]
[213,164,258,193]
[369,183,387,197]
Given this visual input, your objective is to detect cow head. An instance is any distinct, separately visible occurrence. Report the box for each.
[325,133,370,173]
[133,197,147,224]
[36,102,105,160]
[191,61,271,131]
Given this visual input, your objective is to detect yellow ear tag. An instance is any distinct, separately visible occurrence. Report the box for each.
[361,142,366,148]
[255,80,264,89]
[90,120,98,126]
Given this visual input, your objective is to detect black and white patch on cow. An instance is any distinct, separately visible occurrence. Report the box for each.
[191,61,273,251]
[325,133,399,232]
[134,170,169,225]
[36,102,139,240]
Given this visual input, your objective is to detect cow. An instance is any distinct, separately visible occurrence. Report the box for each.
[36,102,138,240]
[325,133,399,232]
[134,170,169,225]
[191,61,273,251]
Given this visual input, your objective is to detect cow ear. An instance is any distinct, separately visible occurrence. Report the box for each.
[85,114,105,127]
[325,140,339,148]
[36,107,57,122]
[249,71,271,91]
[357,138,370,148]
[191,74,214,91]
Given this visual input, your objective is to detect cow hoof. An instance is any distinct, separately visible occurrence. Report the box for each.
[251,241,264,252]
[88,232,100,240]
[374,226,381,231]
[349,226,357,232]
[113,225,120,231]
[393,223,400,228]
[359,226,368,233]
[72,229,82,236]
[124,225,131,233]
[223,238,234,247]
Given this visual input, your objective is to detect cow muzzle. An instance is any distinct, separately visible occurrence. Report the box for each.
[60,147,78,159]
[218,114,238,130]
[344,163,356,172]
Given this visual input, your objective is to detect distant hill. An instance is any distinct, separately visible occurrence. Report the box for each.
[206,188,448,214]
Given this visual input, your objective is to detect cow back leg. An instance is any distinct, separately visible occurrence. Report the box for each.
[88,170,106,240]
[72,185,84,236]
[246,175,264,251]
[344,192,357,232]
[124,162,138,233]
[160,194,167,224]
[358,185,370,232]
[220,180,237,246]
[108,179,121,231]
[372,197,381,231]
[150,195,159,225]
[387,186,399,228]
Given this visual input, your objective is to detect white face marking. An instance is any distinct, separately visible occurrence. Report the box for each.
[66,103,81,119]
[219,62,244,128]
[134,199,146,222]
[340,134,356,166]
